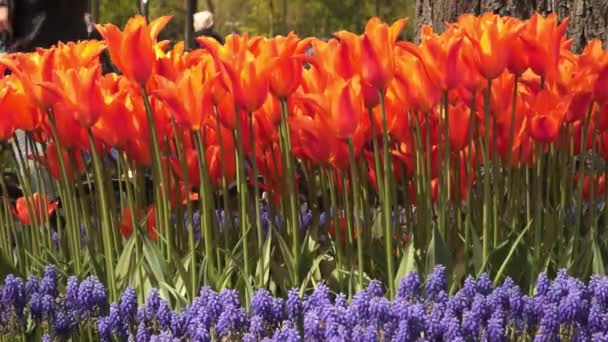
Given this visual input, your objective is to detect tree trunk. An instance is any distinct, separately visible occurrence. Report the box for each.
[185,0,196,49]
[414,0,608,52]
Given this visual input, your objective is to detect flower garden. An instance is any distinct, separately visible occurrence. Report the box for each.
[0,11,607,341]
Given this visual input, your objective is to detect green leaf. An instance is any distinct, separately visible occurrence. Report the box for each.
[255,228,272,287]
[142,236,170,299]
[394,240,416,291]
[115,235,136,283]
[300,253,327,296]
[271,225,295,283]
[0,253,22,282]
[469,224,483,273]
[493,221,531,286]
[425,225,451,277]
[592,235,606,276]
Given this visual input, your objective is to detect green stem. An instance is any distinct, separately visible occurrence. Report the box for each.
[194,130,217,282]
[378,91,395,298]
[279,99,300,286]
[44,114,82,275]
[347,139,364,288]
[481,79,493,266]
[213,105,233,266]
[87,129,117,301]
[141,86,170,263]
[233,116,251,295]
[172,119,197,300]
[248,112,264,288]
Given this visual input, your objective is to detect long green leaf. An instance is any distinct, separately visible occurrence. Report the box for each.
[394,240,416,291]
[592,235,606,276]
[493,221,531,286]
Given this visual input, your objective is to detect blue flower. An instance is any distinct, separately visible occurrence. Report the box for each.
[149,331,180,342]
[272,321,301,342]
[535,272,551,297]
[77,276,107,318]
[120,287,138,322]
[476,273,493,296]
[487,307,506,342]
[425,265,447,301]
[40,265,58,298]
[2,275,26,312]
[367,280,385,298]
[215,306,248,338]
[53,310,77,336]
[286,288,302,323]
[397,271,420,301]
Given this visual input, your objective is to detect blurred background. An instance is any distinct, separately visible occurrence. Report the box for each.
[90,0,606,53]
[95,0,416,40]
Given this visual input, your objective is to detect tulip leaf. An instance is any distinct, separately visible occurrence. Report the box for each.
[115,235,136,283]
[0,253,22,283]
[159,280,188,309]
[272,224,296,284]
[592,235,606,276]
[300,253,327,296]
[395,239,416,291]
[469,225,483,273]
[142,236,170,298]
[425,225,451,278]
[255,228,273,287]
[493,221,531,286]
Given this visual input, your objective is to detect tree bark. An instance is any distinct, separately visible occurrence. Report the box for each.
[185,0,196,49]
[414,0,608,52]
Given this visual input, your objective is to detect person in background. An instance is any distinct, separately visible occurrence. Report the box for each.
[0,0,88,52]
[194,11,224,44]
[0,0,88,199]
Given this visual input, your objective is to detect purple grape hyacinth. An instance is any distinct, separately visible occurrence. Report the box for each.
[1,265,608,341]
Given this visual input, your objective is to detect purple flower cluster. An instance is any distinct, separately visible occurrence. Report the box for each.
[0,265,106,338]
[3,265,608,341]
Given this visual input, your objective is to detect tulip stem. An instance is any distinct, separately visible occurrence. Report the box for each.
[574,103,594,261]
[347,138,364,288]
[481,79,493,266]
[213,105,233,267]
[141,86,171,266]
[280,99,300,286]
[378,91,395,298]
[327,168,343,290]
[233,115,252,297]
[194,130,217,284]
[87,129,117,301]
[248,112,265,288]
[171,119,197,300]
[45,113,82,275]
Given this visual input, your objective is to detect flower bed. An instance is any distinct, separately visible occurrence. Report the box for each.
[2,265,608,341]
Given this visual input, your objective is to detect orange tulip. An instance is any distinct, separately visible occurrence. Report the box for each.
[154,63,217,130]
[360,17,408,91]
[526,88,569,144]
[520,12,571,81]
[50,64,104,127]
[53,40,106,69]
[398,25,467,91]
[594,65,608,105]
[119,205,157,241]
[96,15,172,84]
[34,142,86,182]
[328,78,364,139]
[457,12,524,80]
[261,33,306,98]
[1,49,63,109]
[448,101,472,151]
[14,193,59,225]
